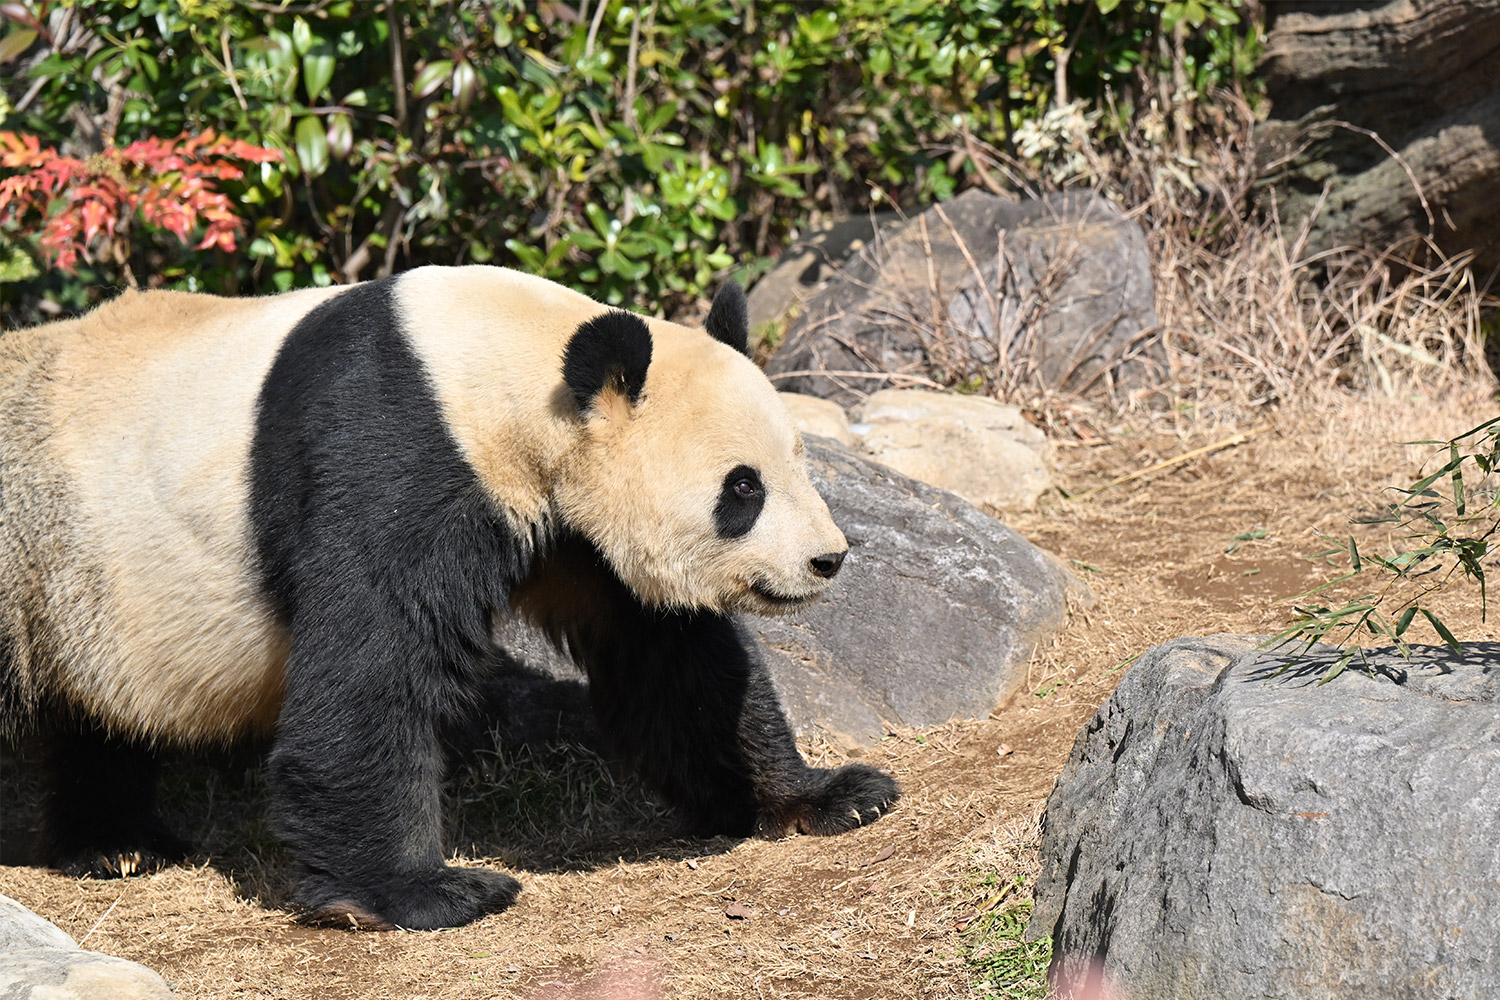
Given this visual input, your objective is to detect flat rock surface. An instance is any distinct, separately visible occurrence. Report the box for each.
[850,388,1052,510]
[778,391,858,449]
[1031,635,1500,1000]
[0,894,174,999]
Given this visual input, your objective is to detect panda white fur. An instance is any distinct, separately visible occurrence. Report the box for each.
[0,266,898,929]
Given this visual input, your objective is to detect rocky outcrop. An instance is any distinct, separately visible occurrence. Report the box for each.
[0,894,174,999]
[495,438,1082,747]
[754,437,1080,745]
[745,213,901,335]
[1256,0,1500,275]
[1030,635,1500,1000]
[763,190,1161,407]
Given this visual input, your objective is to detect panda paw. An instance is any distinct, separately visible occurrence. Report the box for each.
[756,763,900,838]
[298,865,522,931]
[44,824,192,879]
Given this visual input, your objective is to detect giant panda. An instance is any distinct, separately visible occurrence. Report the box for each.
[0,266,899,930]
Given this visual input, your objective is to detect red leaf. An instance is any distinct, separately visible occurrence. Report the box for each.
[80,199,107,243]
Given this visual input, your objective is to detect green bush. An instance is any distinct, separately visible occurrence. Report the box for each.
[0,0,1258,324]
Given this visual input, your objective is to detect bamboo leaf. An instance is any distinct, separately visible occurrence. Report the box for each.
[1451,442,1466,516]
[1405,458,1462,503]
[1394,606,1417,636]
[1420,609,1463,657]
[1317,649,1356,686]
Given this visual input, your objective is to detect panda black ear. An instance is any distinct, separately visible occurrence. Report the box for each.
[562,311,653,413]
[704,281,750,356]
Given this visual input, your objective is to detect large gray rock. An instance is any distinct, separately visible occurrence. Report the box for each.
[756,437,1079,745]
[765,190,1161,407]
[0,894,174,999]
[495,438,1080,747]
[744,212,902,334]
[1031,635,1500,1000]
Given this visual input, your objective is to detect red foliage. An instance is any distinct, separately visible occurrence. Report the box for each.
[0,129,280,272]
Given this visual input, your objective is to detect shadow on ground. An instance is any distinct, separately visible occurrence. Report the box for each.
[0,657,733,913]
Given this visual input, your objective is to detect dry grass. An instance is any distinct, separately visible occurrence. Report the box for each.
[805,96,1496,436]
[1110,98,1495,422]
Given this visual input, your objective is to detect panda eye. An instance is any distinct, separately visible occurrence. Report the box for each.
[715,464,765,539]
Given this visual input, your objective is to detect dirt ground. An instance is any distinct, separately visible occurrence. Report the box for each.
[2,392,1496,1000]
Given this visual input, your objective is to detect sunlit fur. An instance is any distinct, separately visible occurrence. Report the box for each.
[393,267,846,616]
[0,266,844,748]
[1,284,346,745]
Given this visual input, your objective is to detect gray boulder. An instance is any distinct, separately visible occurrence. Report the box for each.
[756,437,1079,744]
[1030,635,1500,1000]
[744,212,902,335]
[494,438,1081,747]
[0,894,174,999]
[764,190,1162,407]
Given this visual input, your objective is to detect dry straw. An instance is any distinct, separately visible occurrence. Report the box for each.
[797,95,1495,434]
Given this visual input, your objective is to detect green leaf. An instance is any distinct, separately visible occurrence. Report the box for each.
[1451,441,1466,516]
[325,113,353,159]
[303,46,335,102]
[1405,456,1463,504]
[0,28,38,64]
[1420,609,1463,657]
[412,59,454,100]
[291,18,313,57]
[584,203,613,239]
[1317,649,1356,686]
[1347,536,1361,573]
[1394,606,1418,636]
[797,9,839,44]
[452,59,479,108]
[295,114,329,178]
[0,238,39,283]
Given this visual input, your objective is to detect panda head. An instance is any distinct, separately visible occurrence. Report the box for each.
[554,282,848,615]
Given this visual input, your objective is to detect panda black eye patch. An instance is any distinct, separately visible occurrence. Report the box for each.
[714,464,764,539]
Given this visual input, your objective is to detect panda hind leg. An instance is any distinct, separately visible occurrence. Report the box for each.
[36,719,191,878]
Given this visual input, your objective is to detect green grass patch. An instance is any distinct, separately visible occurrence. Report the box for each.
[963,893,1052,999]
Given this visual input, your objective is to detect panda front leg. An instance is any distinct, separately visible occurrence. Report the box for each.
[571,604,900,839]
[268,613,520,930]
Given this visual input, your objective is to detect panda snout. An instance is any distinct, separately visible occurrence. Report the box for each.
[809,550,847,579]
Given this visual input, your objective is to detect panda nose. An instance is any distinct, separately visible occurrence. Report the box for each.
[809,550,847,579]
